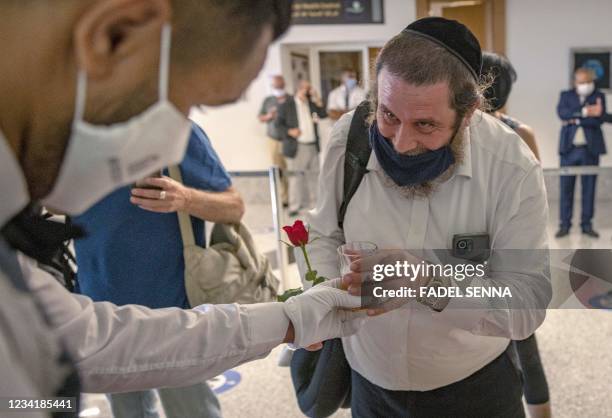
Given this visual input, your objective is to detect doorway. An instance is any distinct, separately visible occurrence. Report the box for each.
[289,52,311,92]
[318,50,364,107]
[416,0,506,54]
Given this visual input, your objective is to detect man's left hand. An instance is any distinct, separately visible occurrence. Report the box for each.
[585,98,603,117]
[342,249,429,316]
[130,176,192,213]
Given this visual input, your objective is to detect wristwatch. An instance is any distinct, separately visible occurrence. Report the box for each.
[416,272,452,312]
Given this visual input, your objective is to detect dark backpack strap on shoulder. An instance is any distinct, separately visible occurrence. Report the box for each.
[338,100,372,229]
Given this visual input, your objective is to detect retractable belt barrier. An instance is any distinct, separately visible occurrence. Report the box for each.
[543,166,612,176]
[228,167,292,291]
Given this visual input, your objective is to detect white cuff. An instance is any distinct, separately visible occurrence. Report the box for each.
[242,302,290,348]
[581,107,588,118]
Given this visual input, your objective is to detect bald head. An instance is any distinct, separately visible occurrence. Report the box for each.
[272,75,286,90]
[575,67,595,84]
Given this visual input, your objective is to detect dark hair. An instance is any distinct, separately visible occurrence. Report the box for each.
[481,52,517,112]
[171,0,292,63]
[371,31,486,122]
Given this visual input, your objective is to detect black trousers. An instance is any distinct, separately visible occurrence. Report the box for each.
[514,334,550,405]
[350,345,525,418]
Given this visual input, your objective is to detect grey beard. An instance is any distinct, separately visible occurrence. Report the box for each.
[378,127,467,199]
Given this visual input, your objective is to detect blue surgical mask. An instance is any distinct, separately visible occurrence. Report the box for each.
[345,78,358,90]
[369,121,455,187]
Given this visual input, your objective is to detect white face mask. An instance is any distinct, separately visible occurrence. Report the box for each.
[576,82,595,97]
[272,88,286,97]
[43,25,191,215]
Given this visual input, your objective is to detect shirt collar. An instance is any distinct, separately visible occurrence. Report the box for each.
[365,124,473,179]
[0,130,29,227]
[454,124,472,179]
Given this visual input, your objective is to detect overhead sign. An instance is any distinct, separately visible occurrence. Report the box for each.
[292,0,384,25]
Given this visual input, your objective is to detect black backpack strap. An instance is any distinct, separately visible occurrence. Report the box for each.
[338,100,372,229]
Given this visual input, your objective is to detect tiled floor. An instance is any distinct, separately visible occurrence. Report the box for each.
[80,200,612,418]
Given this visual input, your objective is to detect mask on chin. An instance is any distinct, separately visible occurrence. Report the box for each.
[369,121,456,187]
[42,25,191,215]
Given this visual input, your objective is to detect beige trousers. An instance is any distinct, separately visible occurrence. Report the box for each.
[286,143,319,213]
[268,138,289,204]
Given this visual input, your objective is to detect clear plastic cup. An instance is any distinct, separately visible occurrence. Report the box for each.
[338,241,378,283]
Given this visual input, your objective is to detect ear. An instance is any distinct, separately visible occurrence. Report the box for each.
[73,0,172,80]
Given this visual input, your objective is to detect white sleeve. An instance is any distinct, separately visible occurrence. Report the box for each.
[353,88,367,105]
[433,165,552,340]
[296,113,354,287]
[326,88,342,112]
[20,256,289,393]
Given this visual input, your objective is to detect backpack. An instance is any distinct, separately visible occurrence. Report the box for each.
[167,166,279,306]
[338,100,373,229]
[290,100,372,418]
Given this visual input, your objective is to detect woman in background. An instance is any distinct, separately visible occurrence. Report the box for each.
[482,51,550,418]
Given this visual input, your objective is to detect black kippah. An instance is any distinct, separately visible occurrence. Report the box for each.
[402,17,482,81]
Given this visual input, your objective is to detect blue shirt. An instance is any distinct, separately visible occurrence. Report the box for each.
[74,124,232,309]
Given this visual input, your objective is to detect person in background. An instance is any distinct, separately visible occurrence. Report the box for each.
[482,53,539,159]
[326,69,367,121]
[556,67,606,238]
[276,80,327,216]
[74,124,244,418]
[259,75,290,206]
[482,51,551,418]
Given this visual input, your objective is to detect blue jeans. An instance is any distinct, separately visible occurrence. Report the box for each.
[350,345,524,418]
[559,146,600,230]
[108,382,221,418]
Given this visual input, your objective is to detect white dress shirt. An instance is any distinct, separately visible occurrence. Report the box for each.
[0,130,289,397]
[298,111,551,391]
[573,95,588,146]
[327,84,367,112]
[296,97,317,144]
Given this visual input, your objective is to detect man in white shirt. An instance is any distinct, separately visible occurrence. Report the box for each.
[299,17,551,417]
[276,80,328,215]
[327,69,368,121]
[0,1,365,412]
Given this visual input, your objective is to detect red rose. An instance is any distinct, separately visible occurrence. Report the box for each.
[283,220,309,247]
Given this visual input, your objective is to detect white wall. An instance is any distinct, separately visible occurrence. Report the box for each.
[191,0,416,171]
[194,0,612,171]
[506,0,612,168]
